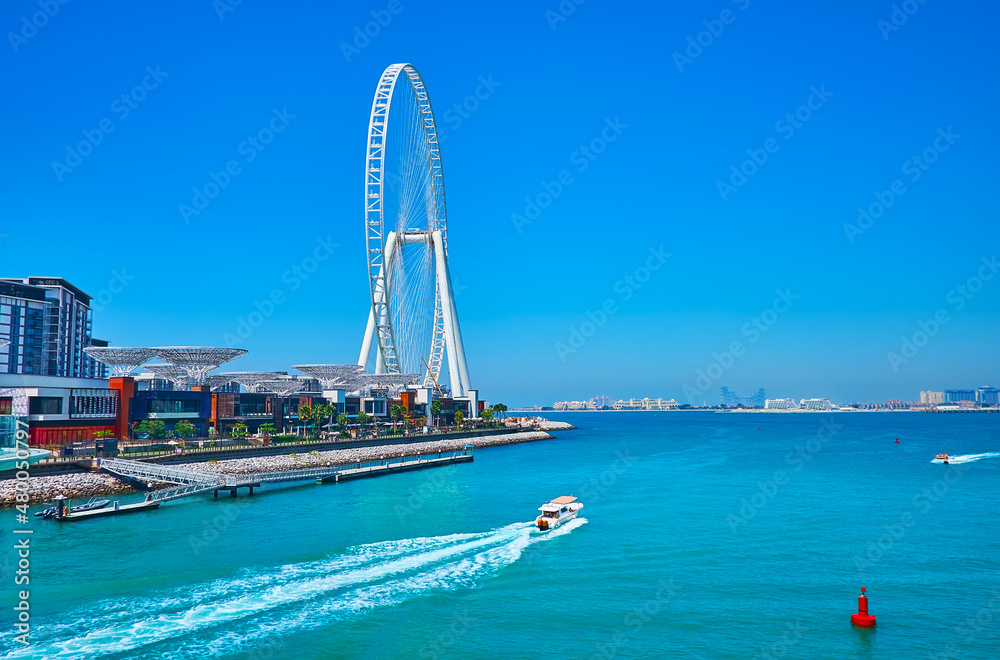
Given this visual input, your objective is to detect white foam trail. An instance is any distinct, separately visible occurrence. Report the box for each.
[931,452,1000,465]
[4,520,585,660]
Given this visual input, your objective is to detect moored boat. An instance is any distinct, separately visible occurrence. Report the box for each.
[535,495,583,530]
[35,497,111,519]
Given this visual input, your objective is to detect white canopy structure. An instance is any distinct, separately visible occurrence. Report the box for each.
[153,347,248,385]
[292,364,365,390]
[355,372,422,397]
[142,364,191,389]
[217,371,288,393]
[257,379,307,397]
[83,347,158,377]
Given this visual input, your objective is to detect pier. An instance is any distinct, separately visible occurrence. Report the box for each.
[51,446,477,519]
[320,451,474,483]
[54,500,160,521]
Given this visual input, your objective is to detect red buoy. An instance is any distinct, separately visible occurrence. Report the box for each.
[895,437,899,443]
[851,587,876,627]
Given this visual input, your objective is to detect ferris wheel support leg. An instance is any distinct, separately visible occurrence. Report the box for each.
[447,274,472,397]
[432,231,471,398]
[375,232,399,374]
[359,306,376,368]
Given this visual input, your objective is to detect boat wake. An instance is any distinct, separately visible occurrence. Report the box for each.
[1,518,587,660]
[931,452,1000,465]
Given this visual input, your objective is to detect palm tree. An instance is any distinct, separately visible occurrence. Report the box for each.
[318,404,334,435]
[389,404,406,432]
[298,404,312,437]
[356,411,372,438]
[337,413,349,431]
[453,410,465,428]
[492,403,508,422]
[430,401,443,427]
[481,407,494,425]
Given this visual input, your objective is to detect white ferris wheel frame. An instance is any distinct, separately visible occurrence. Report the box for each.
[358,63,471,398]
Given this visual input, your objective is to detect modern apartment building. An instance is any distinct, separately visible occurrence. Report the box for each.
[976,386,998,405]
[944,389,977,403]
[920,391,945,404]
[720,386,765,408]
[0,277,106,378]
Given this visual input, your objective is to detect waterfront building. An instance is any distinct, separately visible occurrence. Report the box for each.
[944,389,977,403]
[720,387,765,408]
[798,398,834,410]
[612,397,678,411]
[553,400,596,410]
[976,386,998,405]
[920,391,945,404]
[764,398,799,410]
[0,376,118,445]
[0,277,107,378]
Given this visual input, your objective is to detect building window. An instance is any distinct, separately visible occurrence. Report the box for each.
[149,399,201,414]
[29,397,63,415]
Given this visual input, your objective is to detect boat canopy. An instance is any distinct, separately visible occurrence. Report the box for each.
[549,496,577,505]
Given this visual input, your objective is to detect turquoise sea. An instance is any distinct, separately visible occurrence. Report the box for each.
[4,412,999,659]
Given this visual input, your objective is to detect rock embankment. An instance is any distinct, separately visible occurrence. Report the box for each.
[192,430,550,476]
[1,430,552,507]
[535,420,576,431]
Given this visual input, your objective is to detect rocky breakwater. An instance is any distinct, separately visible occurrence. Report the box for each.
[0,472,136,507]
[1,430,554,506]
[195,430,553,476]
[535,420,576,431]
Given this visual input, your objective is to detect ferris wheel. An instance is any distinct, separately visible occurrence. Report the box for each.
[358,63,472,398]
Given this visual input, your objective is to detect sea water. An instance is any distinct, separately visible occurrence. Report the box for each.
[3,411,998,659]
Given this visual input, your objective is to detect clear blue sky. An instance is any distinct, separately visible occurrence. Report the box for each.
[2,0,998,406]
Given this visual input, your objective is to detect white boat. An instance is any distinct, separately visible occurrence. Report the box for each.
[535,495,583,530]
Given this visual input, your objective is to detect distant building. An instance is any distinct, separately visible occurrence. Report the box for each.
[944,389,977,403]
[0,277,106,379]
[977,386,998,405]
[764,398,799,410]
[799,398,835,410]
[590,394,614,409]
[720,387,765,408]
[920,391,945,404]
[553,400,596,410]
[612,397,678,411]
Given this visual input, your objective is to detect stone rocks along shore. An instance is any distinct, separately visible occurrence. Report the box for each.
[1,430,553,507]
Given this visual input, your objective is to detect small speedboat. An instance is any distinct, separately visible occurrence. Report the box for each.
[35,497,111,518]
[535,495,583,531]
[936,454,949,464]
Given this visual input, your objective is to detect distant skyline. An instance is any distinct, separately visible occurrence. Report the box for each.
[548,385,997,409]
[3,0,998,406]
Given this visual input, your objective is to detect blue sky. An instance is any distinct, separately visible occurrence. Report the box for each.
[2,0,997,406]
